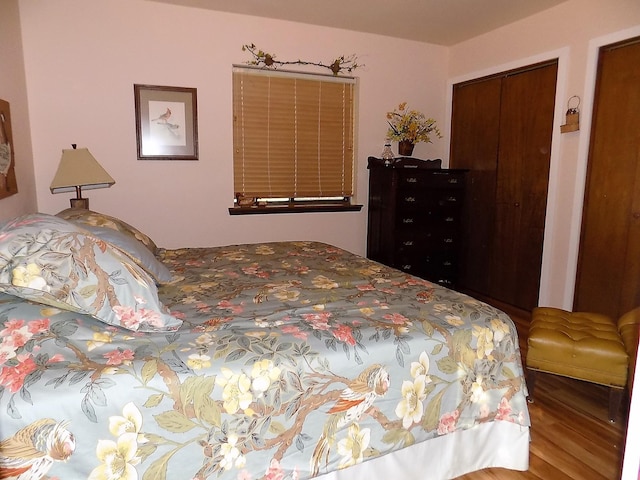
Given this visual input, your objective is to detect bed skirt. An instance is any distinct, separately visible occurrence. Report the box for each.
[321,421,530,480]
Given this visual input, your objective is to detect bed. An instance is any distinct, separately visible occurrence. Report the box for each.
[0,211,530,480]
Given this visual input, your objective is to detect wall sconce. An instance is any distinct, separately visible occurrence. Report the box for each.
[50,144,115,209]
[560,95,580,133]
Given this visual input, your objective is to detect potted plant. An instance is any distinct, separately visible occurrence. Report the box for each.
[386,102,441,156]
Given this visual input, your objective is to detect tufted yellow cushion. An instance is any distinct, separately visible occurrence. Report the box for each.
[618,307,640,391]
[527,307,628,388]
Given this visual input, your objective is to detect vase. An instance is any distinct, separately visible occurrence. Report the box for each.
[398,140,415,157]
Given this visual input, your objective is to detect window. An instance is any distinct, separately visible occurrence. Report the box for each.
[231,66,360,214]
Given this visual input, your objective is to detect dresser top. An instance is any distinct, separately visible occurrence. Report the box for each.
[367,156,443,170]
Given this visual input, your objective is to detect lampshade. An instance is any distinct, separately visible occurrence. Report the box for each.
[50,145,115,208]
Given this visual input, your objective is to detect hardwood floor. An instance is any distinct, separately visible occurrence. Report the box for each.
[459,307,628,480]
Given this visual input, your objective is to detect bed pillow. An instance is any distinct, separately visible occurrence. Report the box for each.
[0,213,181,332]
[56,208,159,254]
[80,224,173,284]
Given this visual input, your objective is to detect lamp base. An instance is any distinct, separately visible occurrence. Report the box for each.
[70,198,89,209]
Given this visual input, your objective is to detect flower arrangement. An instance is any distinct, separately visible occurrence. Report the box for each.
[386,102,442,144]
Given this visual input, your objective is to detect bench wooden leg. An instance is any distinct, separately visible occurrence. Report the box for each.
[526,368,536,403]
[609,387,624,423]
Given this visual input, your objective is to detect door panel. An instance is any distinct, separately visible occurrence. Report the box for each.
[451,61,557,311]
[492,63,557,309]
[451,78,502,295]
[575,38,640,318]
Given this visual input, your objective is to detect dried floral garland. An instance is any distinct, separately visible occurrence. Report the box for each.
[242,43,361,76]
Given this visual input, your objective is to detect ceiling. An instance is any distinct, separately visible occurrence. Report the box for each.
[149,0,568,46]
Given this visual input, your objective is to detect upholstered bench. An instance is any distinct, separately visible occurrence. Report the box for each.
[618,306,640,393]
[526,307,629,422]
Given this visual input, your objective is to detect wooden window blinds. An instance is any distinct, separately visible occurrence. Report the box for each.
[232,67,356,200]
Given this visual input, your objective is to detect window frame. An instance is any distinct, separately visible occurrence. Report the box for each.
[230,66,361,214]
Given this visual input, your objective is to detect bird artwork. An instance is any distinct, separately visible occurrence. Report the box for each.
[151,107,171,123]
[0,419,76,480]
[310,364,390,477]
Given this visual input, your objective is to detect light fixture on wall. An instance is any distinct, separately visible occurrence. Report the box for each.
[50,144,115,209]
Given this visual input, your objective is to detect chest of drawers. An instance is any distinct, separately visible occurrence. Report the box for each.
[366,156,466,288]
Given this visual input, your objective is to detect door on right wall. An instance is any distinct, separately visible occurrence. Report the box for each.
[450,60,558,312]
[574,37,640,320]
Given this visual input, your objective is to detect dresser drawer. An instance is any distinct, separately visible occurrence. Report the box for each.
[395,209,462,231]
[396,189,464,210]
[393,252,459,283]
[397,171,466,190]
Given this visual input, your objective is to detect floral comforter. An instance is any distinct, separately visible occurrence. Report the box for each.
[0,241,529,480]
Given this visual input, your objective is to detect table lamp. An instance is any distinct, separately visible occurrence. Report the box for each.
[50,144,115,209]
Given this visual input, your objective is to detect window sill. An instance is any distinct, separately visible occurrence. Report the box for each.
[228,203,363,215]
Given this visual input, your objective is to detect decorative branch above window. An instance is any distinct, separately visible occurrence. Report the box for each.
[241,44,362,76]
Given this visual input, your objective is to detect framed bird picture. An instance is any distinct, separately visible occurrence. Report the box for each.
[134,84,198,160]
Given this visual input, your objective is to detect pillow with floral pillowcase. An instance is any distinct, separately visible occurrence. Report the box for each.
[0,213,182,332]
[56,208,159,253]
[79,224,173,284]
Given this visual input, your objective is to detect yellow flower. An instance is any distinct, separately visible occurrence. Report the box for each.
[470,375,487,404]
[255,245,275,255]
[395,376,427,429]
[273,289,300,301]
[109,402,142,437]
[337,423,370,469]
[359,307,375,317]
[251,359,281,397]
[87,331,115,351]
[312,275,338,289]
[410,351,431,379]
[490,318,510,343]
[445,315,464,327]
[187,353,212,370]
[89,433,140,480]
[473,326,495,360]
[386,102,442,144]
[12,263,48,290]
[219,433,247,471]
[216,367,253,414]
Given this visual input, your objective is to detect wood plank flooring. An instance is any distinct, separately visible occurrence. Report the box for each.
[459,307,628,480]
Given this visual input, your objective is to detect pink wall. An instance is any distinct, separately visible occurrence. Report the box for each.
[0,0,37,220]
[448,0,640,309]
[16,0,448,255]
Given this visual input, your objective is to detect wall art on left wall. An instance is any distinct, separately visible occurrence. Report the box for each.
[0,98,18,199]
[134,84,198,160]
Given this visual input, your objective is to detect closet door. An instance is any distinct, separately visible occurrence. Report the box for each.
[574,38,640,319]
[492,63,557,310]
[450,78,501,296]
[451,61,557,311]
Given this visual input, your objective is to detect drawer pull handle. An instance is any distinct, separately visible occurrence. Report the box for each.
[448,178,459,184]
[403,240,414,246]
[404,196,416,202]
[445,217,454,222]
[403,265,413,270]
[403,218,414,224]
[444,238,453,243]
[406,177,418,183]
[447,196,458,202]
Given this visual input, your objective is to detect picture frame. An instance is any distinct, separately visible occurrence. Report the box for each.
[0,98,18,199]
[134,84,198,160]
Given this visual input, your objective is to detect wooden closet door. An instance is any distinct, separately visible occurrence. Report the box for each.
[451,61,557,311]
[492,63,557,310]
[451,78,502,296]
[574,38,640,319]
